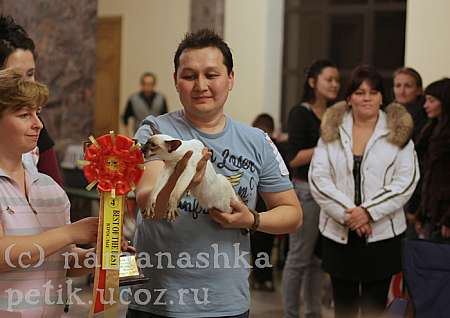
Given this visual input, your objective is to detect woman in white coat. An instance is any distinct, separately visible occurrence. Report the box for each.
[309,65,419,318]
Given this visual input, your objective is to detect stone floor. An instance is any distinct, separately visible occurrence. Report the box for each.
[248,271,334,318]
[63,271,335,318]
[249,284,334,318]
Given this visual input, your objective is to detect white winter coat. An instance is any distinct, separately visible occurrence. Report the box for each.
[309,102,419,244]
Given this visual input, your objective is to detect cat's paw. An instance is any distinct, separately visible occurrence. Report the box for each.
[167,207,179,222]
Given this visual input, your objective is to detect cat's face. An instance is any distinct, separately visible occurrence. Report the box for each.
[142,134,183,160]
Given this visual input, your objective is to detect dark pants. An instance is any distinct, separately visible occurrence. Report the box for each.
[126,309,249,318]
[250,231,274,283]
[331,276,391,318]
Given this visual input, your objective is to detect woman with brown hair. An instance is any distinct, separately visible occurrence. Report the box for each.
[0,69,98,316]
[309,65,419,317]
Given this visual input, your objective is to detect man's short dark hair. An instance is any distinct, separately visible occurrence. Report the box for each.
[140,72,156,85]
[174,29,233,75]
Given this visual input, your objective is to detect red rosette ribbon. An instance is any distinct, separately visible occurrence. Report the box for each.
[82,132,144,196]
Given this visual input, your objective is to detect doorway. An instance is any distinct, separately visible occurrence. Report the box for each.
[281,0,406,128]
[95,16,122,136]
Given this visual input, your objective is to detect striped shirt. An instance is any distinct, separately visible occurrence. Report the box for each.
[0,163,71,318]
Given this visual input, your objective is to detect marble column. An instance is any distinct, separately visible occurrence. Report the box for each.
[1,0,97,157]
[190,0,224,37]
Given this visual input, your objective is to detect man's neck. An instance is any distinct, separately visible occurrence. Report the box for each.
[184,110,227,134]
[141,91,155,98]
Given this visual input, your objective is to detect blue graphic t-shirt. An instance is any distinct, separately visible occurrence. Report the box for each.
[129,110,292,317]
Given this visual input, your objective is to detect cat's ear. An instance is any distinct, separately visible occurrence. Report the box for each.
[165,140,182,153]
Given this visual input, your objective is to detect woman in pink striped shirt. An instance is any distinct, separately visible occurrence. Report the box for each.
[0,69,98,317]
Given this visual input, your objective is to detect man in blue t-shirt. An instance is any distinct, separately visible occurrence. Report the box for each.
[127,29,302,318]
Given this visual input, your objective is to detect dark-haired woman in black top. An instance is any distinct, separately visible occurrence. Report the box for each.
[282,60,340,318]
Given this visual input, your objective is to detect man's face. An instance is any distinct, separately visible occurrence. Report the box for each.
[141,75,155,96]
[174,47,234,121]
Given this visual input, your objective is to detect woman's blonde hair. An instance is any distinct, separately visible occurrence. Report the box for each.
[393,67,423,90]
[0,68,49,117]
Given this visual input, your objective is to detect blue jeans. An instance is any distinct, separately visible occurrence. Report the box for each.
[126,308,249,318]
[282,180,322,318]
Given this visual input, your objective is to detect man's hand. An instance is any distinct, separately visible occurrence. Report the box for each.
[121,238,136,253]
[188,148,211,190]
[152,148,210,220]
[152,151,192,219]
[345,206,371,230]
[209,199,254,229]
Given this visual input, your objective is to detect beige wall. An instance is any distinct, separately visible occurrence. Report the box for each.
[405,0,450,86]
[97,0,190,134]
[98,0,284,130]
[224,0,284,126]
[96,1,450,131]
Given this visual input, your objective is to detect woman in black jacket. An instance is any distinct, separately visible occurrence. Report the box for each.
[415,78,450,240]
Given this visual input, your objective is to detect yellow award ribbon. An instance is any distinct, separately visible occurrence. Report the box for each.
[82,132,145,317]
[102,192,123,270]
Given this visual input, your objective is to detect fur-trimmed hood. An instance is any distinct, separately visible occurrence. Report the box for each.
[321,101,413,147]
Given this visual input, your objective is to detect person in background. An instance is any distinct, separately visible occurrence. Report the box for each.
[393,67,427,142]
[0,68,98,317]
[413,78,450,240]
[282,59,340,318]
[122,72,168,135]
[309,65,419,318]
[250,113,278,292]
[0,15,63,186]
[393,68,427,238]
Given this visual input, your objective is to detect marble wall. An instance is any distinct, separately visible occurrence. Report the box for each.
[0,0,97,157]
[190,0,224,36]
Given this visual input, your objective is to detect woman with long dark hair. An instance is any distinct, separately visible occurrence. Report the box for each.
[414,78,450,240]
[282,60,340,318]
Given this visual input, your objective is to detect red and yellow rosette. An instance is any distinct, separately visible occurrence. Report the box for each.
[80,131,144,317]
